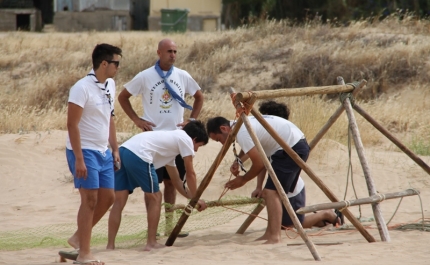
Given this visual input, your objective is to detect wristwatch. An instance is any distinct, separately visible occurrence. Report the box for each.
[188,118,196,122]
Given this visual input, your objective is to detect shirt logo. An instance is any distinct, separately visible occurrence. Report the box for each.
[159,88,173,109]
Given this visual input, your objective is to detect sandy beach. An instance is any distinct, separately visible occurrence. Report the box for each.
[1,129,429,265]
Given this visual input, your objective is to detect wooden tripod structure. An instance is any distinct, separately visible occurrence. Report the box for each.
[165,77,430,260]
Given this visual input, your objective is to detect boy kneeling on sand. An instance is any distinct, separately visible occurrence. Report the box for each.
[107,121,208,251]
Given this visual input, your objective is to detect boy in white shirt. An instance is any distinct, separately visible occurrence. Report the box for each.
[107,121,208,251]
[65,43,122,265]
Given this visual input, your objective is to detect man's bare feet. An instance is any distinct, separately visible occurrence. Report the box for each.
[75,253,105,265]
[255,234,269,241]
[106,243,115,250]
[143,242,165,251]
[68,234,79,249]
[263,238,281,244]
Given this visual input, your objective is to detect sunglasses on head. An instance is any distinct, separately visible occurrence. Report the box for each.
[106,60,120,67]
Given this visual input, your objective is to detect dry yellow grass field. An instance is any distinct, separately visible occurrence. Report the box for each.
[0,17,429,154]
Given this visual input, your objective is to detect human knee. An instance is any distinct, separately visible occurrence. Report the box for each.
[145,191,162,202]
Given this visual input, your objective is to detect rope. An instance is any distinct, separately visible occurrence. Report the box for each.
[339,82,358,106]
[230,92,254,118]
[343,127,362,218]
[339,200,351,212]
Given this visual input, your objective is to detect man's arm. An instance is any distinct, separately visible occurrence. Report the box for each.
[67,103,86,178]
[118,88,155,131]
[165,157,207,211]
[165,165,190,198]
[108,115,120,167]
[225,147,265,190]
[189,90,204,119]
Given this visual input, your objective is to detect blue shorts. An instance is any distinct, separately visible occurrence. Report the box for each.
[115,147,160,194]
[282,187,306,226]
[66,148,114,189]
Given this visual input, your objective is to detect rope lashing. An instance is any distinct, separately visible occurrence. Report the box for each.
[339,200,351,212]
[184,204,194,216]
[339,82,359,106]
[230,92,254,118]
[376,193,386,202]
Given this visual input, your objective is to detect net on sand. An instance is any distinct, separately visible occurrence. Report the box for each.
[0,197,261,251]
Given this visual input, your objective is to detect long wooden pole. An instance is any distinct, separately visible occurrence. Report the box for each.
[236,200,266,234]
[308,78,367,150]
[297,189,420,214]
[352,104,430,175]
[235,84,355,101]
[169,197,262,211]
[340,77,390,242]
[239,111,321,261]
[250,109,376,243]
[165,96,246,246]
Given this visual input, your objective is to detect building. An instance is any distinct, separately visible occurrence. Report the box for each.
[0,0,222,32]
[148,0,221,31]
[53,0,131,32]
[0,0,47,31]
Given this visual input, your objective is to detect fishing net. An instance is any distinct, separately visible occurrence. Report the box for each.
[0,197,261,251]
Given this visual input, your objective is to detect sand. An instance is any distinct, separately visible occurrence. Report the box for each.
[1,130,430,265]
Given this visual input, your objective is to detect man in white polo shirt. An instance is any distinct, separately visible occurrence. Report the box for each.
[65,43,122,265]
[117,38,204,237]
[206,115,310,245]
[256,100,343,229]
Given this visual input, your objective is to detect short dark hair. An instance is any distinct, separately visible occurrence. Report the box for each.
[92,43,122,70]
[183,120,209,145]
[206,116,230,135]
[258,100,290,120]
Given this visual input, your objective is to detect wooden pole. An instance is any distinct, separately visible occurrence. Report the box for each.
[235,84,354,101]
[239,112,321,261]
[250,109,376,243]
[169,197,262,211]
[236,200,266,234]
[353,104,430,176]
[165,90,246,246]
[340,77,391,242]
[297,188,420,214]
[308,78,367,150]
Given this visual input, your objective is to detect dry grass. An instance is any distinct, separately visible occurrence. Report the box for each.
[1,17,430,154]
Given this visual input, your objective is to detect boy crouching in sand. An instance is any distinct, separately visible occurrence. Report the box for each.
[107,121,208,251]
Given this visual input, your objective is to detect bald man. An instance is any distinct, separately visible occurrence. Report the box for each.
[115,39,204,238]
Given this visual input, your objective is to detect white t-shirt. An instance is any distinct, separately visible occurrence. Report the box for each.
[66,70,115,152]
[124,66,201,131]
[235,115,304,157]
[121,130,194,169]
[287,177,304,198]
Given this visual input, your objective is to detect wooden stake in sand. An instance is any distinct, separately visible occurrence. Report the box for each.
[338,76,391,242]
[165,89,248,247]
[238,98,321,261]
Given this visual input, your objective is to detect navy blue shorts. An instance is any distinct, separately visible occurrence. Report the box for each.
[282,187,306,226]
[265,139,310,193]
[155,155,186,183]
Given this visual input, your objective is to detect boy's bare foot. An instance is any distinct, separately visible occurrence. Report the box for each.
[255,234,269,241]
[143,242,166,251]
[67,234,79,249]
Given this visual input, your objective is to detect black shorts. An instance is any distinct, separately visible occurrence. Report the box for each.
[282,187,306,226]
[265,139,310,193]
[155,155,186,183]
